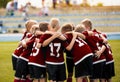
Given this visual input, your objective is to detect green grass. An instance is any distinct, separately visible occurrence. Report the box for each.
[0,40,120,82]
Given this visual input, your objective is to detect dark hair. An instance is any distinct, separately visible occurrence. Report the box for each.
[61,23,74,33]
[39,22,49,32]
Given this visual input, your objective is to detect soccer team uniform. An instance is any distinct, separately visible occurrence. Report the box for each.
[39,34,67,81]
[12,31,28,70]
[104,44,115,79]
[83,31,106,79]
[28,35,46,79]
[65,33,93,78]
[93,29,115,79]
[15,33,35,79]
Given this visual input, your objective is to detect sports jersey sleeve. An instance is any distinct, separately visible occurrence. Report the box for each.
[25,36,35,48]
[20,31,27,41]
[39,34,50,44]
[61,40,69,49]
[82,31,89,37]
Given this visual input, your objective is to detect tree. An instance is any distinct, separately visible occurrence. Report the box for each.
[0,0,11,8]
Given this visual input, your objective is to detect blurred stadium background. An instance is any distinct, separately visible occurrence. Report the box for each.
[0,0,120,41]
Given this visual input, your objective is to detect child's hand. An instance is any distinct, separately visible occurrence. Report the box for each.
[35,31,43,35]
[72,32,77,39]
[95,50,102,58]
[53,32,61,38]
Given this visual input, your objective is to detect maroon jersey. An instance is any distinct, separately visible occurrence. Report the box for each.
[83,31,106,64]
[39,34,68,65]
[21,31,28,40]
[104,44,114,64]
[92,29,106,39]
[12,32,29,58]
[65,33,93,65]
[93,30,113,64]
[28,35,46,68]
[19,35,35,61]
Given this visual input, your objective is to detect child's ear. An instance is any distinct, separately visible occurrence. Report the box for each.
[48,24,53,31]
[48,24,50,30]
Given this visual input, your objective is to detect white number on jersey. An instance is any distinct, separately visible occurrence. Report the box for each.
[49,43,61,57]
[75,37,86,47]
[30,42,39,56]
[96,42,101,50]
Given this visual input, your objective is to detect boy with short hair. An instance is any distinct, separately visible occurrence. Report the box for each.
[81,18,115,82]
[12,19,38,71]
[28,22,49,82]
[62,23,75,82]
[14,20,38,82]
[74,24,107,82]
[39,18,67,82]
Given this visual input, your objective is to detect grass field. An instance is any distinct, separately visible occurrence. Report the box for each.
[0,40,120,82]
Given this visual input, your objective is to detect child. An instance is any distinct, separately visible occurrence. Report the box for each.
[81,18,107,43]
[39,18,67,82]
[12,20,38,71]
[81,18,114,82]
[100,34,115,82]
[14,20,38,82]
[62,23,75,82]
[74,24,107,82]
[28,22,49,82]
[61,23,93,82]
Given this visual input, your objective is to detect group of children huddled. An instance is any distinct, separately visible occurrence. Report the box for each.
[12,18,115,82]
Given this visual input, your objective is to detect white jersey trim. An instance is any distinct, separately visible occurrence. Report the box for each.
[93,59,106,64]
[19,56,28,61]
[75,53,93,65]
[12,53,19,58]
[28,62,46,68]
[106,60,114,64]
[46,61,65,65]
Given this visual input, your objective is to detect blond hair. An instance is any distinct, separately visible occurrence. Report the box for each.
[61,23,74,33]
[49,18,60,29]
[81,18,92,30]
[25,20,38,32]
[74,24,86,33]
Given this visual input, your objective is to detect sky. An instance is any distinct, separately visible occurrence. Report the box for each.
[17,0,120,8]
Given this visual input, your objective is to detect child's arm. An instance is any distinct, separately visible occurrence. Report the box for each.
[66,31,86,40]
[88,31,108,44]
[35,31,44,35]
[66,32,77,51]
[21,39,27,48]
[46,31,66,41]
[58,34,66,41]
[99,34,108,44]
[36,43,42,49]
[95,45,106,58]
[42,32,61,47]
[75,32,86,40]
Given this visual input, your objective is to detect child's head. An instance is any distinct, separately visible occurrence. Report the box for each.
[25,19,38,32]
[39,22,49,32]
[81,18,92,31]
[61,23,74,34]
[30,24,39,35]
[49,18,60,31]
[74,24,86,33]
